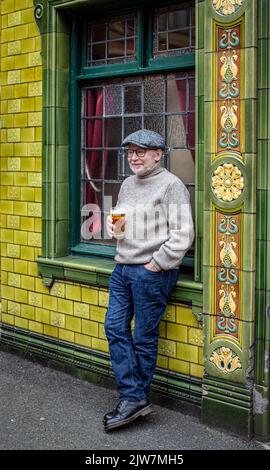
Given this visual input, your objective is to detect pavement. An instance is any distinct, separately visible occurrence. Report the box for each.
[0,349,269,451]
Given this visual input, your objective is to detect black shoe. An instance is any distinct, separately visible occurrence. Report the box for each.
[103,399,153,431]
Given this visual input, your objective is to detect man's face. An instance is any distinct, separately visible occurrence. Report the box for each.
[127,145,163,175]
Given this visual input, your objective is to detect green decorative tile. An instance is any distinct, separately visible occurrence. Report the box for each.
[56,220,69,257]
[196,49,204,97]
[196,1,205,50]
[195,143,204,191]
[257,141,268,190]
[56,108,69,145]
[257,39,268,90]
[257,90,268,140]
[244,99,256,154]
[255,289,266,341]
[258,0,269,39]
[244,47,257,99]
[204,52,215,102]
[242,212,256,271]
[256,240,267,291]
[197,95,205,144]
[56,182,69,220]
[256,190,267,241]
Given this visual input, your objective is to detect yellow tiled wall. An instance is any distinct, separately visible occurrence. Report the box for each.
[0,0,204,379]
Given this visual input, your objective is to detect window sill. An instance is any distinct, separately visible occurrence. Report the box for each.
[37,255,203,308]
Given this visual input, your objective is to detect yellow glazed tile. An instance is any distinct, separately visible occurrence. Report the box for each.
[14,201,27,215]
[14,289,28,304]
[1,313,15,325]
[99,323,106,340]
[35,307,50,324]
[8,11,22,27]
[35,277,49,294]
[21,246,35,260]
[7,301,20,316]
[14,113,28,127]
[190,363,204,378]
[81,319,99,337]
[66,316,81,333]
[14,173,28,186]
[8,272,21,287]
[15,317,28,329]
[90,305,106,322]
[51,312,65,328]
[176,343,198,363]
[14,143,28,156]
[82,287,98,305]
[29,321,43,334]
[8,99,21,113]
[99,290,109,307]
[21,188,36,201]
[14,24,28,40]
[7,40,21,55]
[59,329,74,343]
[166,323,188,343]
[7,128,20,142]
[74,302,90,319]
[14,259,28,275]
[176,305,198,327]
[66,284,81,301]
[14,83,28,98]
[156,354,169,369]
[188,328,204,347]
[44,325,59,338]
[92,338,109,353]
[14,230,28,245]
[169,358,190,375]
[50,282,65,298]
[21,304,35,320]
[75,333,92,348]
[1,228,14,243]
[7,243,20,257]
[7,70,20,84]
[2,257,14,271]
[21,275,35,291]
[21,157,36,173]
[158,338,176,357]
[1,285,14,301]
[57,298,74,315]
[43,294,57,311]
[28,291,42,307]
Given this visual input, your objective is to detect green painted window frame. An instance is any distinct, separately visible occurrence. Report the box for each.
[70,1,195,262]
[35,0,203,310]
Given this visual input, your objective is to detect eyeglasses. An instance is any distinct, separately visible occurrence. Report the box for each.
[126,148,156,159]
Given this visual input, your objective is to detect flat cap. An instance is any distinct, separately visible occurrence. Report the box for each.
[121,129,165,150]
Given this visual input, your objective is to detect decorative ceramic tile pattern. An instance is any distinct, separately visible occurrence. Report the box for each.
[212,163,244,201]
[214,211,241,338]
[213,0,243,16]
[210,346,242,373]
[217,24,242,154]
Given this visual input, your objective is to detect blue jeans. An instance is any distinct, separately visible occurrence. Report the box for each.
[104,264,179,402]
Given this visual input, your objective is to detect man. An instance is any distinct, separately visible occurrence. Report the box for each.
[103,129,194,432]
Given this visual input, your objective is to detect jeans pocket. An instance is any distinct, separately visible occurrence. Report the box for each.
[141,265,163,277]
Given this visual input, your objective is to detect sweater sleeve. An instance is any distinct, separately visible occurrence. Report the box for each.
[151,179,194,270]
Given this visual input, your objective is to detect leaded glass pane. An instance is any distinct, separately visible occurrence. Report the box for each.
[153,2,195,58]
[87,14,137,67]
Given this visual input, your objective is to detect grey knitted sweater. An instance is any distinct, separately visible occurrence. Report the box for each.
[114,163,194,270]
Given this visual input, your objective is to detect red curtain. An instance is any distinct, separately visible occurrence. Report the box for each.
[85,88,109,235]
